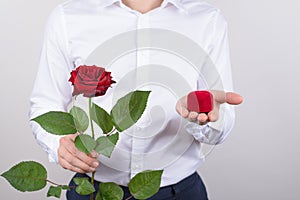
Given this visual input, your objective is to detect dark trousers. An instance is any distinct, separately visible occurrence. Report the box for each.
[66,171,208,200]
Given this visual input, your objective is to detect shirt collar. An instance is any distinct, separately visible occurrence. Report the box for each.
[97,0,188,13]
[162,0,188,13]
[97,0,119,8]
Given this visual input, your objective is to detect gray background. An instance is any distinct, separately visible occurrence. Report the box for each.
[0,0,299,199]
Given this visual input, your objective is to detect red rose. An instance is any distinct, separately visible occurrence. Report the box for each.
[69,65,115,97]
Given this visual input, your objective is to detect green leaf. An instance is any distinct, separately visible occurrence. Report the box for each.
[73,177,95,195]
[31,111,77,135]
[129,170,163,199]
[95,133,119,158]
[47,186,62,198]
[96,191,103,200]
[96,182,124,200]
[1,161,47,192]
[111,90,151,131]
[62,185,71,190]
[91,103,114,134]
[70,106,89,133]
[75,134,97,154]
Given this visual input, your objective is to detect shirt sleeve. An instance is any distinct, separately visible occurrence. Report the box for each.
[186,9,236,145]
[29,5,74,163]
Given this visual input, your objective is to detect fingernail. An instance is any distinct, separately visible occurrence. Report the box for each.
[90,151,99,158]
[93,162,99,168]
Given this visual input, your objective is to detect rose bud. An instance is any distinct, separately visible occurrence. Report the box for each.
[187,90,213,113]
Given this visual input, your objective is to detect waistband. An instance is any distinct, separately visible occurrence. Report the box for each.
[121,171,199,199]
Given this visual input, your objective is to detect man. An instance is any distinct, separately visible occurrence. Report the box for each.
[30,0,243,199]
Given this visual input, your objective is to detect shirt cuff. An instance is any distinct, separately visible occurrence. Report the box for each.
[30,121,61,163]
[185,122,210,141]
[185,122,222,144]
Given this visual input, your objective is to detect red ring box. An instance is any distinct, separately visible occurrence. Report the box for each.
[187,90,214,113]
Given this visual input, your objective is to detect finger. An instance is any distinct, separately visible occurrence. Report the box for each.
[89,150,99,158]
[63,139,99,168]
[58,147,89,173]
[188,111,199,121]
[74,148,99,169]
[59,157,90,174]
[208,108,219,122]
[59,136,99,171]
[208,112,218,122]
[211,90,243,105]
[60,147,98,171]
[61,135,100,168]
[225,92,243,105]
[58,145,97,172]
[68,155,97,172]
[197,113,208,123]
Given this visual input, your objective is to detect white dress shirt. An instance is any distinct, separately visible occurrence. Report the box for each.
[30,0,235,186]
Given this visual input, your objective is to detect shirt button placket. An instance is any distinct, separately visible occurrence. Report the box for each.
[130,128,145,178]
[136,14,150,67]
[130,13,150,179]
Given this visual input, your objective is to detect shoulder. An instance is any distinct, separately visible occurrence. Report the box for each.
[58,0,100,15]
[182,0,219,13]
[182,0,227,25]
[45,0,98,27]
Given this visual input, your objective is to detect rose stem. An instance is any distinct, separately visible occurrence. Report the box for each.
[125,195,133,200]
[89,97,95,140]
[106,127,116,136]
[46,179,76,188]
[89,97,96,200]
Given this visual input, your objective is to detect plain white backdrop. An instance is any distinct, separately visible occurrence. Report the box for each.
[0,0,299,199]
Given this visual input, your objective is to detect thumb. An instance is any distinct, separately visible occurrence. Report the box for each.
[212,90,243,105]
[66,132,80,141]
[225,92,243,105]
